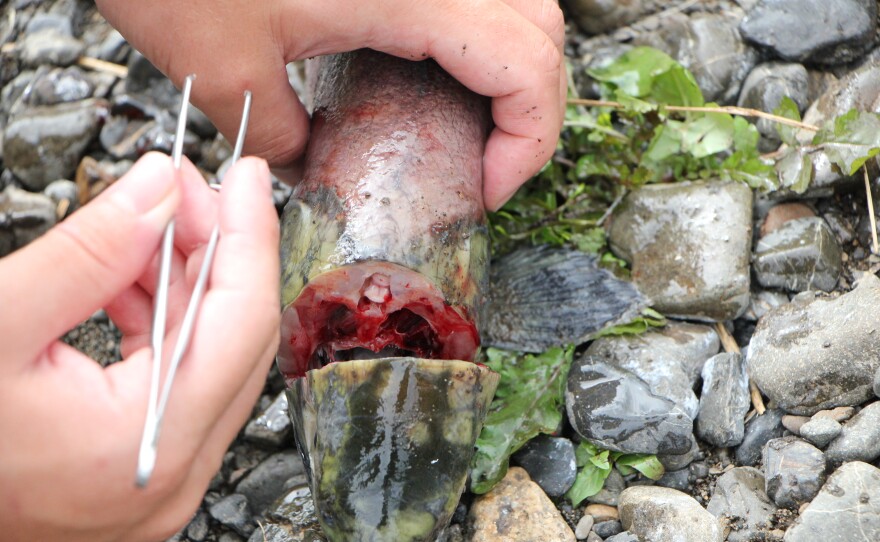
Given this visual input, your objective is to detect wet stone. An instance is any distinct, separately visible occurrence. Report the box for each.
[468,467,576,542]
[19,19,84,68]
[754,216,841,293]
[592,520,623,538]
[825,401,880,469]
[255,484,326,542]
[707,467,777,542]
[741,290,790,322]
[29,66,94,106]
[511,434,577,497]
[784,461,880,541]
[566,359,694,456]
[584,322,719,419]
[564,0,646,35]
[608,180,753,321]
[763,437,826,509]
[799,416,842,448]
[43,179,78,216]
[0,185,56,253]
[697,353,750,447]
[635,12,758,104]
[618,486,723,542]
[208,493,254,538]
[244,392,292,448]
[760,203,815,238]
[738,410,787,467]
[740,0,877,65]
[737,63,809,150]
[747,273,880,415]
[3,99,108,191]
[185,510,210,542]
[235,451,306,516]
[656,468,690,491]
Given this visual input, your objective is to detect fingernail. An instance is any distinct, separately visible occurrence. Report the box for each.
[107,152,178,214]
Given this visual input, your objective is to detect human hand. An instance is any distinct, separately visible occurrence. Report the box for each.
[94,0,566,211]
[0,153,280,542]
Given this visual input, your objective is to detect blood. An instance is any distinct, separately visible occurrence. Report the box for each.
[277,262,479,380]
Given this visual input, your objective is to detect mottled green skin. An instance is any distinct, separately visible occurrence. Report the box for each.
[288,358,499,542]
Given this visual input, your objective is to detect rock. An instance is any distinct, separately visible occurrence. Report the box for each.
[618,486,723,542]
[564,0,645,35]
[0,185,57,254]
[753,217,841,292]
[19,26,84,68]
[763,437,826,509]
[799,416,842,448]
[574,514,594,539]
[592,520,623,538]
[656,468,690,491]
[468,467,576,542]
[742,290,790,322]
[737,63,810,149]
[707,467,777,542]
[208,494,254,538]
[782,415,810,435]
[584,503,619,522]
[825,401,880,468]
[657,433,700,472]
[484,246,646,352]
[585,533,603,542]
[740,0,877,65]
[511,435,577,497]
[218,534,244,542]
[696,353,750,447]
[29,66,94,106]
[760,203,815,237]
[784,462,880,541]
[43,179,77,217]
[736,409,786,466]
[605,533,638,542]
[244,392,292,448]
[747,273,880,415]
[566,359,694,455]
[635,12,758,104]
[586,469,626,506]
[253,484,326,542]
[876,367,880,398]
[235,451,306,516]
[813,406,856,423]
[3,99,108,191]
[608,180,753,321]
[584,322,719,419]
[185,510,210,542]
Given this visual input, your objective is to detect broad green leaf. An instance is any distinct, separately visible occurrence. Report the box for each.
[587,46,677,98]
[732,116,760,152]
[575,441,602,465]
[590,450,611,470]
[566,462,612,507]
[643,122,683,163]
[651,63,704,107]
[773,96,802,146]
[570,228,607,254]
[681,113,735,158]
[776,147,813,193]
[722,151,778,191]
[614,453,665,480]
[592,308,666,338]
[813,110,880,175]
[470,346,575,493]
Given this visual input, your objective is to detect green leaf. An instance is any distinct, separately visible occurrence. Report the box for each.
[651,63,704,107]
[614,453,665,480]
[813,110,880,175]
[773,96,802,146]
[590,450,611,470]
[614,90,658,114]
[776,147,813,193]
[643,122,683,163]
[681,113,735,158]
[732,116,760,153]
[587,47,677,98]
[566,462,612,507]
[469,346,575,493]
[592,307,666,338]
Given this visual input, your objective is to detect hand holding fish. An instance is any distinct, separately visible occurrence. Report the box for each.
[95,0,566,210]
[0,153,280,542]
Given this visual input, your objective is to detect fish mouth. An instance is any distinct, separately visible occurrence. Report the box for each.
[277,261,480,382]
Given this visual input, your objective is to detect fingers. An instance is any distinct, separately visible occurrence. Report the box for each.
[0,153,180,363]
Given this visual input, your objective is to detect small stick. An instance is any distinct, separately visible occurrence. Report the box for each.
[567,98,820,132]
[864,167,879,255]
[56,198,70,220]
[714,322,766,415]
[77,56,129,78]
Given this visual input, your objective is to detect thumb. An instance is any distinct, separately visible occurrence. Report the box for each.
[0,152,180,362]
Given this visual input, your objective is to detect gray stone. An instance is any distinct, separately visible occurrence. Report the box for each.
[825,401,880,469]
[254,484,326,541]
[3,99,108,191]
[585,533,603,542]
[244,392,292,448]
[587,468,626,506]
[565,0,645,35]
[511,435,577,497]
[707,467,777,542]
[656,468,690,492]
[737,62,809,149]
[185,510,210,542]
[209,493,254,538]
[0,185,56,252]
[747,273,880,415]
[619,486,723,542]
[635,12,758,103]
[584,322,719,419]
[782,414,810,436]
[742,290,790,322]
[218,534,244,542]
[235,451,306,516]
[876,366,880,398]
[605,532,638,542]
[696,353,750,447]
[608,180,753,321]
[592,520,622,538]
[657,434,700,472]
[799,416,842,448]
[763,437,826,509]
[20,28,84,68]
[574,514,594,540]
[740,0,877,65]
[29,66,94,106]
[43,179,78,216]
[566,360,694,455]
[754,217,841,293]
[784,462,880,541]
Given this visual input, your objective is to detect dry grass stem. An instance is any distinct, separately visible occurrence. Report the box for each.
[567,98,820,132]
[714,322,766,415]
[864,167,879,254]
[77,56,128,78]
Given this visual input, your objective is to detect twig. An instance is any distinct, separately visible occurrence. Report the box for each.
[77,56,128,78]
[714,322,766,415]
[56,198,70,220]
[567,98,820,132]
[865,166,879,254]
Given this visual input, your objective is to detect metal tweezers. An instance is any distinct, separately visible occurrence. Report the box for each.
[136,76,253,487]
